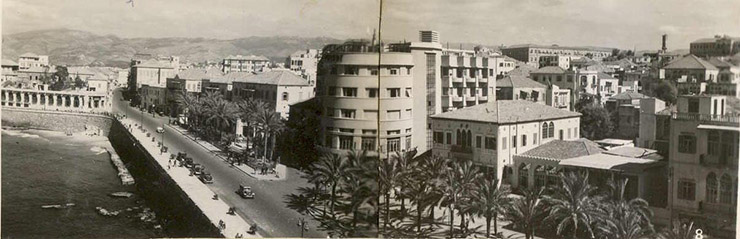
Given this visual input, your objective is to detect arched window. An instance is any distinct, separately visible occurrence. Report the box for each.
[542,123,549,139]
[535,165,547,189]
[549,122,555,138]
[518,163,530,188]
[706,173,718,203]
[282,92,289,101]
[720,174,733,204]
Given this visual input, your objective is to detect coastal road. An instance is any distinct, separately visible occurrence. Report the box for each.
[112,89,325,238]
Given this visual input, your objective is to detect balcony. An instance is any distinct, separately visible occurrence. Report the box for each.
[478,95,488,101]
[451,95,463,102]
[450,145,473,154]
[672,112,740,125]
[465,76,476,83]
[452,76,464,83]
[465,95,476,101]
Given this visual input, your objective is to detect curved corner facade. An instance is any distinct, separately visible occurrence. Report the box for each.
[319,52,415,157]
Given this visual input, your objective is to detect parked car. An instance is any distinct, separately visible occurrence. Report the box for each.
[184,157,195,168]
[236,184,255,199]
[192,164,205,175]
[156,127,164,133]
[199,172,213,184]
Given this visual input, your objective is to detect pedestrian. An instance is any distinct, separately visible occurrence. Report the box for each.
[167,165,171,170]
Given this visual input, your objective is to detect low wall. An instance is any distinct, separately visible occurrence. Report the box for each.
[1,108,113,135]
[107,119,222,238]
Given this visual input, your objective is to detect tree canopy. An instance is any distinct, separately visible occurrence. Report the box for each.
[579,105,614,140]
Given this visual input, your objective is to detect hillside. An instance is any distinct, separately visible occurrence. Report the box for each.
[2,29,342,68]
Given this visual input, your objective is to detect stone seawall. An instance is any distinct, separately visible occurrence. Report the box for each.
[107,119,222,238]
[1,108,113,136]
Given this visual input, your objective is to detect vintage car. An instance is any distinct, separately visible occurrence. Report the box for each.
[192,164,205,175]
[236,185,255,199]
[156,127,165,133]
[198,172,213,184]
[184,157,195,168]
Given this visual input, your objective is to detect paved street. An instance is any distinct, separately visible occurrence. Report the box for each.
[112,89,325,238]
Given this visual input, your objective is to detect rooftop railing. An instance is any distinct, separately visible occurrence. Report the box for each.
[671,112,740,124]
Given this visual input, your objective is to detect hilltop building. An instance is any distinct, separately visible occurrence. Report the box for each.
[222,55,270,73]
[690,35,740,57]
[501,44,613,68]
[17,53,49,70]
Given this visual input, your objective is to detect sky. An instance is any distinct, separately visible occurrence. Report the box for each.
[3,0,740,51]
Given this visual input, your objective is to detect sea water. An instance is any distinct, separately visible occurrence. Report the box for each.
[1,129,164,239]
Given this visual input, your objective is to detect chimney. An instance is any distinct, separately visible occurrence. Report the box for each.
[661,34,667,52]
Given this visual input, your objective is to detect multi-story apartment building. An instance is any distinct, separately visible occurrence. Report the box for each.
[530,66,599,109]
[315,31,514,157]
[431,100,581,180]
[690,35,740,57]
[538,55,578,70]
[663,55,720,82]
[129,58,178,90]
[17,53,49,70]
[668,95,739,238]
[501,44,613,68]
[605,92,661,140]
[232,70,313,119]
[287,49,320,86]
[222,55,270,73]
[86,74,110,94]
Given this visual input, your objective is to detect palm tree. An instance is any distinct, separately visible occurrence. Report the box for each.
[595,201,654,239]
[503,188,546,239]
[255,105,284,162]
[403,163,435,236]
[544,171,599,239]
[602,177,653,226]
[378,155,401,233]
[310,152,348,218]
[421,155,447,222]
[236,98,263,151]
[470,175,511,238]
[204,97,237,144]
[437,159,479,237]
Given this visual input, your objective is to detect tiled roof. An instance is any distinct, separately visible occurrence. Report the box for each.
[521,139,604,160]
[224,55,270,61]
[507,64,537,77]
[496,75,545,89]
[235,70,309,86]
[431,100,581,124]
[604,146,662,160]
[663,55,718,70]
[531,66,566,74]
[2,59,18,66]
[174,68,209,80]
[609,91,648,101]
[559,153,659,171]
[597,72,617,80]
[706,58,736,68]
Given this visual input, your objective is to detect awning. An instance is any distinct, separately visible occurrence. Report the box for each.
[697,124,740,132]
[559,153,660,172]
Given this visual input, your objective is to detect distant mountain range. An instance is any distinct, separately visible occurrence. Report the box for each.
[2,29,343,68]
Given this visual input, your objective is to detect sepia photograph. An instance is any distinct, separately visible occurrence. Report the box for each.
[1,0,739,238]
